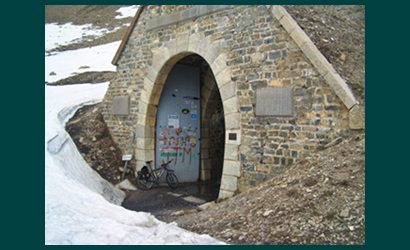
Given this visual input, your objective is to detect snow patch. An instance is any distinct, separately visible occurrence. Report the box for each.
[45,41,120,83]
[45,23,119,52]
[115,5,139,19]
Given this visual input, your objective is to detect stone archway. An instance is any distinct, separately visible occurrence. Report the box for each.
[134,33,241,199]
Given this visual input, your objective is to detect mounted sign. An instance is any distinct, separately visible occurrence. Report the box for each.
[229,133,237,141]
[122,154,132,161]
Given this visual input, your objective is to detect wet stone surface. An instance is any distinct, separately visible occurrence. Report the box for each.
[122,182,219,223]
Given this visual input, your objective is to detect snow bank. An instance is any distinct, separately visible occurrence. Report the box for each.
[44,83,122,201]
[45,23,118,52]
[115,5,139,19]
[45,41,120,83]
[45,84,224,245]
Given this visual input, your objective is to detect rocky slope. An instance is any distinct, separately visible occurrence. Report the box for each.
[176,134,365,244]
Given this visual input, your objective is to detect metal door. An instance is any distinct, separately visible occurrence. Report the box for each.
[156,64,200,183]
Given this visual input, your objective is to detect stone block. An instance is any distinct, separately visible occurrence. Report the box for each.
[250,52,266,63]
[145,66,158,83]
[215,67,232,88]
[289,26,312,48]
[223,96,239,115]
[323,72,358,109]
[204,46,220,65]
[225,112,241,129]
[278,15,299,34]
[220,174,238,192]
[135,125,154,139]
[165,40,177,56]
[224,144,239,160]
[135,149,155,163]
[270,6,287,20]
[349,104,365,129]
[210,53,228,75]
[219,81,236,101]
[176,33,190,52]
[136,138,154,150]
[144,77,154,92]
[139,89,149,104]
[188,33,204,52]
[218,189,234,200]
[137,113,155,127]
[152,47,170,67]
[138,100,148,114]
[223,160,241,177]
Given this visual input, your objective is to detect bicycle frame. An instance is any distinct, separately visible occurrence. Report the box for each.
[146,161,171,183]
[136,159,179,190]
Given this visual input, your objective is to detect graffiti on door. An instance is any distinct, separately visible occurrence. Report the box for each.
[158,125,199,166]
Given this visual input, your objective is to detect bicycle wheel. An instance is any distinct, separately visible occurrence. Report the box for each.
[166,172,179,189]
[136,173,154,190]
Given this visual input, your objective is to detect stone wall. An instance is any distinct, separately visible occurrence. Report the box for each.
[102,5,353,195]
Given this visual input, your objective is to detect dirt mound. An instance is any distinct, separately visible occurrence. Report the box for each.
[65,103,134,184]
[46,71,116,85]
[176,134,365,244]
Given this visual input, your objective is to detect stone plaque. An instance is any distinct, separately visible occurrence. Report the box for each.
[112,96,129,115]
[256,87,293,116]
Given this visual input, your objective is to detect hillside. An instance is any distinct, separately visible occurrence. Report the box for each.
[176,133,365,244]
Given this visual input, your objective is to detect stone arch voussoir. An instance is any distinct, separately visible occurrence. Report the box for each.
[136,32,241,199]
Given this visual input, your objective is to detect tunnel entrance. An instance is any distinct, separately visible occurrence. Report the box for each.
[155,54,225,200]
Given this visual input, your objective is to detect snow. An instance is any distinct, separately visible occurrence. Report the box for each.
[45,23,118,52]
[115,5,139,19]
[45,83,224,244]
[45,15,224,245]
[45,41,120,83]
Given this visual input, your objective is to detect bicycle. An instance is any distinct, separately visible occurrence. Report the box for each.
[136,159,179,190]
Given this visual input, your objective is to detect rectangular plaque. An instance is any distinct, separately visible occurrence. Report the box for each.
[256,87,293,116]
[112,96,129,115]
[228,133,237,141]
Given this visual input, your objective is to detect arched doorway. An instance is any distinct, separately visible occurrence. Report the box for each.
[136,35,242,200]
[155,54,225,199]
